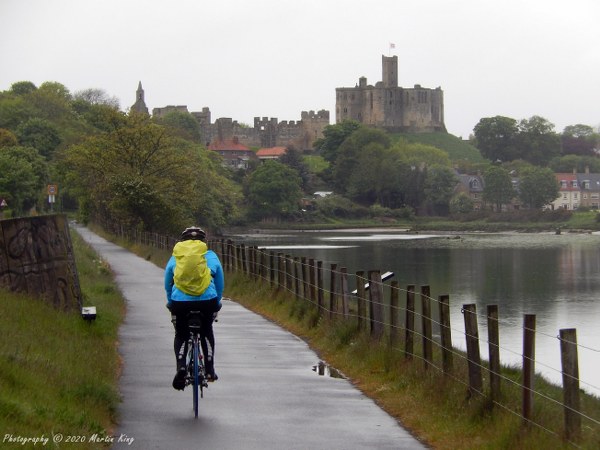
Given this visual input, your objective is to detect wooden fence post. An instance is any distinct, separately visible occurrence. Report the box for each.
[368,270,384,340]
[522,314,536,424]
[404,285,415,360]
[317,261,324,313]
[277,253,284,290]
[462,303,483,396]
[356,271,367,332]
[269,252,275,288]
[285,255,293,291]
[293,257,301,300]
[487,305,501,402]
[240,244,247,274]
[301,257,309,300]
[340,267,350,319]
[559,328,581,442]
[439,294,453,374]
[329,263,338,319]
[421,285,433,369]
[309,259,316,303]
[389,281,399,346]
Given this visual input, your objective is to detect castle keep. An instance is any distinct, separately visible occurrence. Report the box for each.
[336,55,445,133]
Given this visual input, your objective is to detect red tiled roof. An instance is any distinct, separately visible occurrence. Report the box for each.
[256,146,287,157]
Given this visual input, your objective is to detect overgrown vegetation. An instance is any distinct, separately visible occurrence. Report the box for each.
[0,231,125,445]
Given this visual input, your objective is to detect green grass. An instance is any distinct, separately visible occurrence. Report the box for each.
[391,131,485,163]
[0,231,125,447]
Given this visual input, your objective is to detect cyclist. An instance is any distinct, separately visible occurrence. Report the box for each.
[164,226,224,390]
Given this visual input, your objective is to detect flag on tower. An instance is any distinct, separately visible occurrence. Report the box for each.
[389,42,396,49]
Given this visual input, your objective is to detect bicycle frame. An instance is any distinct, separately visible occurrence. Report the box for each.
[186,312,208,418]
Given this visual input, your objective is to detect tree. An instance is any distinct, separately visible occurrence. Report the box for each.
[0,151,41,214]
[61,112,239,233]
[16,118,62,159]
[313,120,362,163]
[156,111,202,142]
[450,192,474,214]
[483,166,515,211]
[0,128,18,147]
[549,154,600,174]
[561,124,599,156]
[9,81,37,96]
[279,146,311,191]
[515,116,561,166]
[73,88,119,108]
[423,165,458,215]
[473,116,519,162]
[518,167,559,209]
[245,161,303,220]
[333,127,391,194]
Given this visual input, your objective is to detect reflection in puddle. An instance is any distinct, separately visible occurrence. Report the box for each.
[312,361,346,379]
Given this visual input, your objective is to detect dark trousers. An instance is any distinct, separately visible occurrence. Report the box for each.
[169,298,221,375]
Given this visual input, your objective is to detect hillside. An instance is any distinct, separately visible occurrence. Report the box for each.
[391,132,485,163]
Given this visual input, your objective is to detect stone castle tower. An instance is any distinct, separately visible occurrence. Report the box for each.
[130,81,149,114]
[336,55,445,133]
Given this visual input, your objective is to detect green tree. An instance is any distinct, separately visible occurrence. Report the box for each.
[0,151,41,214]
[73,88,119,108]
[549,154,600,174]
[483,166,515,211]
[515,116,561,166]
[450,192,474,214]
[561,124,599,156]
[156,111,202,142]
[0,128,18,147]
[16,118,62,159]
[333,127,391,194]
[423,165,458,215]
[473,116,519,162]
[279,146,311,191]
[245,161,303,220]
[61,112,238,233]
[9,81,37,96]
[314,119,362,163]
[518,167,559,209]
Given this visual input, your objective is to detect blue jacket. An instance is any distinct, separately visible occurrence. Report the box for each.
[164,249,224,306]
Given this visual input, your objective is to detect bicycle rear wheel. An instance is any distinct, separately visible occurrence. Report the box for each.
[192,336,200,418]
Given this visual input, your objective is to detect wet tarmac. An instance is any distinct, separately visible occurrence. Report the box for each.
[74,225,427,449]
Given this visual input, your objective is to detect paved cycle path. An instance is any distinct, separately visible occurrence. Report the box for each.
[74,225,427,449]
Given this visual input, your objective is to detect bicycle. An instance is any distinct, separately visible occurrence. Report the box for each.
[173,311,209,418]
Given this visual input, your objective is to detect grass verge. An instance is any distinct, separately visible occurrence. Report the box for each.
[0,230,125,448]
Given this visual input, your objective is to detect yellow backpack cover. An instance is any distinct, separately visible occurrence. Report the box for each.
[173,240,211,296]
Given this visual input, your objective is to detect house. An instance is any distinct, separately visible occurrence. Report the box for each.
[256,146,287,162]
[208,137,256,169]
[549,173,580,210]
[577,171,600,209]
[454,173,485,210]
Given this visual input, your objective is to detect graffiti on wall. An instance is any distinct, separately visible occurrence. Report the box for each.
[0,214,82,311]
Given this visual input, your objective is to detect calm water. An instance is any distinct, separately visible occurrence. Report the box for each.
[228,228,600,397]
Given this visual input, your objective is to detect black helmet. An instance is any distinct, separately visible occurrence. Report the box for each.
[180,226,206,241]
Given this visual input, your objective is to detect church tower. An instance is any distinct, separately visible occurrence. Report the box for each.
[131,81,149,114]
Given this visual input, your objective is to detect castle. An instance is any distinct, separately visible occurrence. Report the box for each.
[131,83,329,151]
[336,55,446,133]
[130,55,445,150]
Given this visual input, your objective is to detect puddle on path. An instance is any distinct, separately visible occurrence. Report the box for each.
[312,361,346,379]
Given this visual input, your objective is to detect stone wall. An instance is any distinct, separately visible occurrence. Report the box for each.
[0,215,82,311]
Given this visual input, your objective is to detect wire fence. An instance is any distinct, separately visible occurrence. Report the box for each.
[97,221,600,447]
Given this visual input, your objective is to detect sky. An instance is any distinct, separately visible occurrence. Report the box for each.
[1,0,599,139]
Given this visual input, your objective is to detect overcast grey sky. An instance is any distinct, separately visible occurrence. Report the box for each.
[1,0,599,138]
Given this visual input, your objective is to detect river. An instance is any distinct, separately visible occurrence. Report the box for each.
[227,228,600,398]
